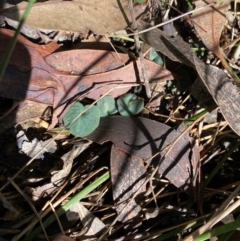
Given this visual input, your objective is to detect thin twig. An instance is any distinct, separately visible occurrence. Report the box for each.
[183,197,240,241]
[128,0,151,98]
[9,178,49,241]
[109,3,214,37]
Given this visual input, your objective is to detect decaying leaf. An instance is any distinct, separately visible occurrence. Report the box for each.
[18,130,57,159]
[111,145,146,223]
[191,0,239,84]
[0,31,174,128]
[138,20,240,136]
[51,142,91,185]
[44,49,130,75]
[86,116,198,196]
[27,142,91,201]
[0,100,50,134]
[191,0,230,55]
[194,55,240,135]
[68,202,106,238]
[138,21,195,68]
[0,28,59,57]
[0,0,146,35]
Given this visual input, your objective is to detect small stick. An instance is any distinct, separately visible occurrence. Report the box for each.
[128,0,151,98]
[109,3,214,37]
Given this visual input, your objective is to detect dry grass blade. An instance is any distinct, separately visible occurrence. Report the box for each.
[183,198,240,241]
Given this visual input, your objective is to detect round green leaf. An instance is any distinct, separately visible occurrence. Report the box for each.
[117,93,144,116]
[63,102,84,127]
[97,95,118,117]
[63,102,100,137]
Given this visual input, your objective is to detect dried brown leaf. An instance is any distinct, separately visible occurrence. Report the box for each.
[0,31,173,128]
[86,116,198,196]
[191,0,240,84]
[194,54,240,135]
[138,20,240,136]
[1,0,146,35]
[44,49,130,75]
[0,100,49,134]
[111,145,146,223]
[191,0,230,54]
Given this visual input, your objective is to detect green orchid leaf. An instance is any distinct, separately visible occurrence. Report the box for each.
[117,93,144,116]
[63,102,100,137]
[149,48,163,66]
[97,96,118,117]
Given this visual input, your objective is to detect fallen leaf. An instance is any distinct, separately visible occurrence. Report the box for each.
[190,77,216,109]
[44,49,130,75]
[0,100,50,134]
[138,20,240,136]
[194,55,240,135]
[1,0,146,35]
[191,0,238,84]
[0,31,174,128]
[69,202,106,237]
[0,28,60,72]
[191,0,230,55]
[0,28,59,57]
[138,21,195,68]
[51,142,91,185]
[17,130,57,159]
[27,183,57,202]
[111,145,146,223]
[86,116,198,196]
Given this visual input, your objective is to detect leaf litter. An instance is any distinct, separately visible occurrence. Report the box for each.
[0,1,240,241]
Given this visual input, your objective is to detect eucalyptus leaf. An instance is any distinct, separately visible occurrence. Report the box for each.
[117,93,144,116]
[63,102,100,137]
[97,96,118,117]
